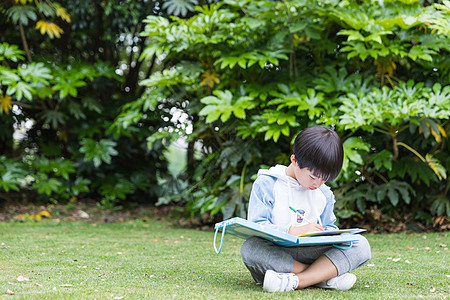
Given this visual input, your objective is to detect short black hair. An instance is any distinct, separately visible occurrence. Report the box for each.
[293,126,343,181]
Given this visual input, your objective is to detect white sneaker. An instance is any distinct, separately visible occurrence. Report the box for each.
[263,270,299,292]
[315,273,357,291]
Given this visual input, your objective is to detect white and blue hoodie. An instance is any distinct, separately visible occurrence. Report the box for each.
[248,165,338,234]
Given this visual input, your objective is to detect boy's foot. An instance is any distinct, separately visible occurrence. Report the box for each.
[315,273,357,291]
[263,270,299,292]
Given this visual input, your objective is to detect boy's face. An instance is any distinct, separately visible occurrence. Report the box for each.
[290,154,326,190]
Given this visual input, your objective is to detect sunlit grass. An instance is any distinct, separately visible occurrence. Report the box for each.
[0,220,448,299]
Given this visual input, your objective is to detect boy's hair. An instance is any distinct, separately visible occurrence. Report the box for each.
[293,126,344,181]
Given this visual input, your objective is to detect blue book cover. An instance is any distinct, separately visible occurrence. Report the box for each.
[214,217,363,254]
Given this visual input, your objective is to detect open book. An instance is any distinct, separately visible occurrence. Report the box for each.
[299,228,366,237]
[214,217,365,254]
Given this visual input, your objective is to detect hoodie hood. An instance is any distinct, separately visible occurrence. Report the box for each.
[255,164,327,229]
[257,165,303,189]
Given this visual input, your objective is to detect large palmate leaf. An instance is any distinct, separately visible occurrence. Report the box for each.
[0,171,21,192]
[162,0,198,17]
[199,90,256,123]
[6,5,36,25]
[373,180,415,206]
[80,139,118,167]
[38,110,66,128]
[32,174,62,196]
[18,62,53,84]
[0,43,25,62]
[237,112,298,143]
[53,76,86,98]
[369,150,393,171]
[342,137,370,171]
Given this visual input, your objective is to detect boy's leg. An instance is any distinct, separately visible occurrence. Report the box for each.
[241,236,337,283]
[289,235,371,288]
[240,236,295,283]
[285,235,371,276]
[241,235,371,288]
[321,235,371,276]
[295,255,337,288]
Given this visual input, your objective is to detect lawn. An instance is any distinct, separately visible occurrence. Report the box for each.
[0,219,448,299]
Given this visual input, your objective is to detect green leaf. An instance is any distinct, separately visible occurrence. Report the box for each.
[370,150,393,171]
[82,97,103,114]
[396,184,411,205]
[4,80,33,101]
[140,44,164,61]
[67,101,86,120]
[80,138,118,167]
[338,29,364,41]
[31,156,53,173]
[238,112,297,143]
[388,186,399,206]
[32,174,62,196]
[199,90,255,123]
[0,171,20,192]
[71,177,91,195]
[6,5,37,26]
[53,77,86,99]
[18,62,53,84]
[0,43,25,62]
[216,56,241,69]
[100,179,134,200]
[342,137,370,171]
[289,22,307,33]
[36,2,55,18]
[305,25,321,39]
[312,66,359,94]
[375,185,388,202]
[356,198,366,213]
[373,180,414,207]
[51,159,75,180]
[162,0,198,17]
[38,110,66,129]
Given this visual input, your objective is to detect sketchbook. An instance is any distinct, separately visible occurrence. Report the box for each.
[299,228,366,237]
[213,217,364,254]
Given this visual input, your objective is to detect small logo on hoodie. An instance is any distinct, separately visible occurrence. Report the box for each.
[295,209,305,223]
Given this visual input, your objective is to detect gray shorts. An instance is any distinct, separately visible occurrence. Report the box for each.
[240,235,371,283]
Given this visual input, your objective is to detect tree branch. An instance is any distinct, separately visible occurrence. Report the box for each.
[11,100,35,109]
[19,20,32,63]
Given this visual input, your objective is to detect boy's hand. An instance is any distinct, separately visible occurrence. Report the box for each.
[288,223,324,236]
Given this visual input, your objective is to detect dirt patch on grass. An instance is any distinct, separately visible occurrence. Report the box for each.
[0,199,447,233]
[0,199,221,231]
[0,199,158,223]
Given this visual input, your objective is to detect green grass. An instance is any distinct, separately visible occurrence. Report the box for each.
[0,220,448,299]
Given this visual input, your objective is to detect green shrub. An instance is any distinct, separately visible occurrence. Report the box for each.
[126,0,450,227]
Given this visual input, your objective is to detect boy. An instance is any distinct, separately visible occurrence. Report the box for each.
[240,126,371,292]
